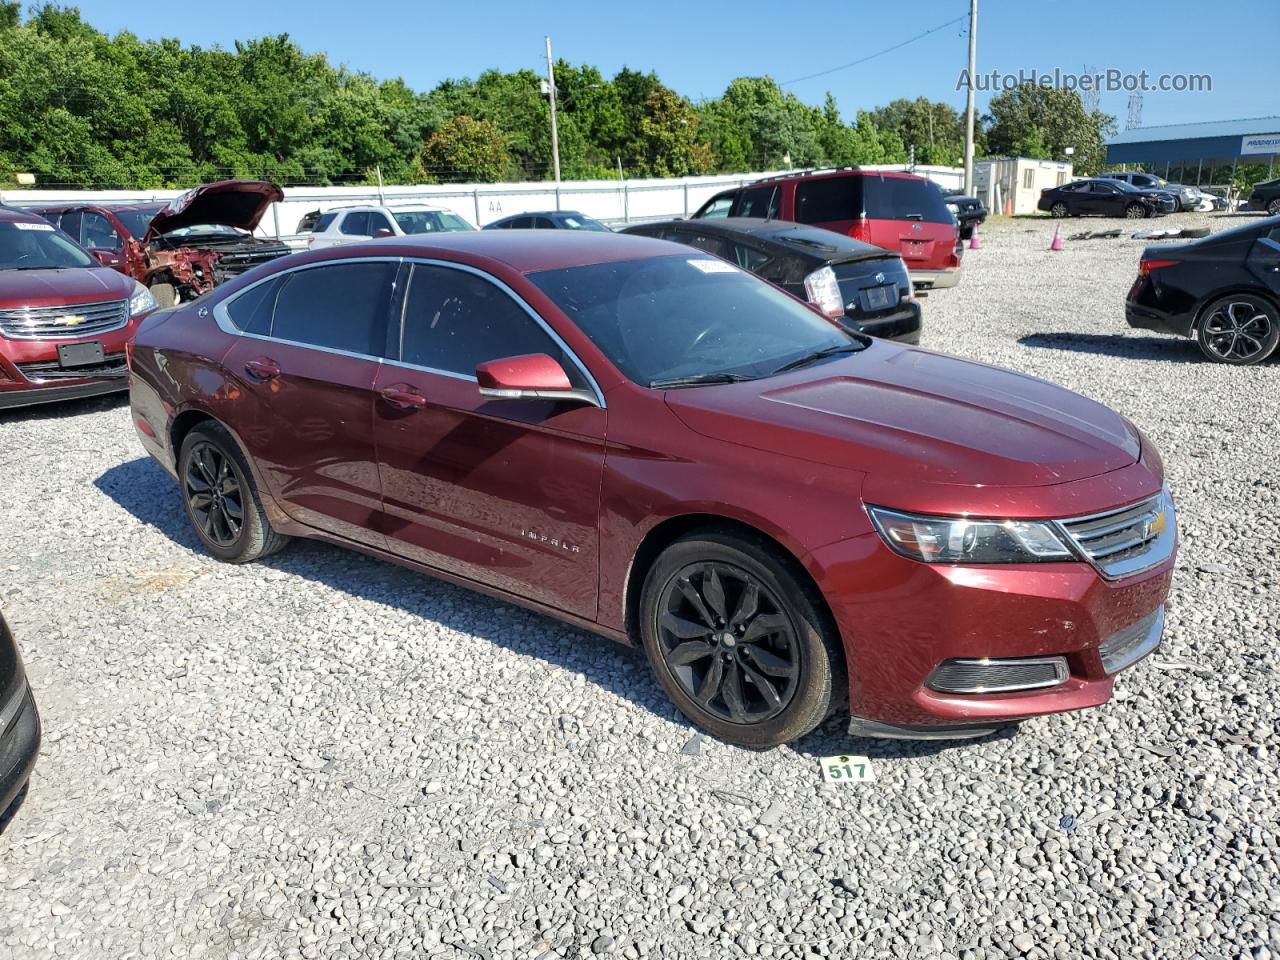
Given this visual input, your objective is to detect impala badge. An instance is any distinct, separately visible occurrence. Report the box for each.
[521,529,581,554]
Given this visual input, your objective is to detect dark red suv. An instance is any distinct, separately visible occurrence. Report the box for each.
[0,208,156,410]
[128,232,1174,746]
[693,169,962,289]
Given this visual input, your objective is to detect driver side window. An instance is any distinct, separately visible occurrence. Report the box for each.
[81,212,122,250]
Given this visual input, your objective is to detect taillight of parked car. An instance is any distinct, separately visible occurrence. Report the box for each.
[1139,259,1181,277]
[803,266,844,317]
[847,219,872,244]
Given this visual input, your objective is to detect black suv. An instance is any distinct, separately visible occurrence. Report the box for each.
[622,217,921,343]
[1246,178,1280,217]
[1099,172,1200,211]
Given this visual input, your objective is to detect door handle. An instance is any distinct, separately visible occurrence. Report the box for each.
[380,386,428,410]
[244,358,280,381]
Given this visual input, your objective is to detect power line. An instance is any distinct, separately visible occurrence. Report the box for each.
[779,13,968,86]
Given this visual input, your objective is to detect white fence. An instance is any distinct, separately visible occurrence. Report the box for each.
[2,164,965,239]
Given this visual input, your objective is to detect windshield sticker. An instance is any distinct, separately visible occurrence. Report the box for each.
[688,258,738,274]
[13,221,55,231]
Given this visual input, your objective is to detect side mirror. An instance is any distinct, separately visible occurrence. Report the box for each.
[476,353,598,406]
[90,248,123,268]
[372,228,394,239]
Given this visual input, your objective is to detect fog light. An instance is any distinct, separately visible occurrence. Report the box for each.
[927,656,1068,694]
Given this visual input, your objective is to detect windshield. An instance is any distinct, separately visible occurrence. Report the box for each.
[0,221,94,270]
[392,210,475,234]
[528,254,855,386]
[1110,180,1144,193]
[560,215,611,232]
[114,208,163,238]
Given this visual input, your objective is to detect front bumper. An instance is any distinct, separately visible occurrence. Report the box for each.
[0,685,40,818]
[0,374,128,410]
[812,525,1174,735]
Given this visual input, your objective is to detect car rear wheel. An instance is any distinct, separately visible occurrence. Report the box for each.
[1125,203,1148,219]
[1050,202,1069,218]
[1195,294,1280,365]
[639,530,844,747]
[178,423,290,563]
[1268,198,1280,216]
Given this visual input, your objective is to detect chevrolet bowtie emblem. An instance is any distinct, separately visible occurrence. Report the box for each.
[52,314,87,327]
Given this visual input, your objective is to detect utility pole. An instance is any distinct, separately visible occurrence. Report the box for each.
[962,0,978,195]
[544,36,561,188]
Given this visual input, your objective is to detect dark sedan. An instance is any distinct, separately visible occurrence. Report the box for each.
[484,210,612,231]
[621,218,921,344]
[1,613,40,824]
[1245,178,1280,217]
[1039,179,1175,219]
[1126,216,1280,365]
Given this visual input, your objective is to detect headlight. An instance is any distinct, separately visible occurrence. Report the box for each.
[867,505,1073,564]
[946,202,960,214]
[129,281,157,317]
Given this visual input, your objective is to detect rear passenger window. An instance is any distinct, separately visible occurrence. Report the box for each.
[225,277,281,336]
[340,212,371,236]
[735,187,779,219]
[534,217,556,229]
[270,262,395,356]
[400,265,561,377]
[795,178,859,223]
[674,230,733,260]
[367,212,394,235]
[314,212,338,232]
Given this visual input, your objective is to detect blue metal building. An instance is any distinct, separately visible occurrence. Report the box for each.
[1105,117,1280,182]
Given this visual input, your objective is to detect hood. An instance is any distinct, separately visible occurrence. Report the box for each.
[664,345,1140,489]
[0,266,134,307]
[144,180,283,241]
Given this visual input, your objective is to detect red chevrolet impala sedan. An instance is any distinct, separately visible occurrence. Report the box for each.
[127,231,1176,746]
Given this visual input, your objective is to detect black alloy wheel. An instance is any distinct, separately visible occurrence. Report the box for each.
[1268,198,1280,217]
[178,422,290,563]
[1050,202,1069,218]
[1196,295,1280,365]
[655,561,799,725]
[1125,203,1148,219]
[185,440,244,547]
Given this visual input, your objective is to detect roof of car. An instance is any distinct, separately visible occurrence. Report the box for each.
[0,207,53,224]
[297,229,681,274]
[493,210,589,220]
[627,217,886,260]
[325,203,450,213]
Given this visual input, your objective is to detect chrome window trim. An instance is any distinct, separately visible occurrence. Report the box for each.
[210,254,606,409]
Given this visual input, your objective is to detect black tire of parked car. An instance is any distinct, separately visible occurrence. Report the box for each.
[178,422,291,563]
[1269,198,1280,217]
[639,529,845,748]
[1125,203,1148,220]
[1050,202,1069,218]
[1194,294,1280,366]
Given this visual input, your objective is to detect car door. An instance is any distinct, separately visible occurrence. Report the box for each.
[217,258,398,549]
[328,210,370,247]
[366,211,395,238]
[56,210,83,244]
[371,260,606,619]
[1250,227,1280,299]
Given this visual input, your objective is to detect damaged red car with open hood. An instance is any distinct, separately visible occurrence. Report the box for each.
[32,180,291,307]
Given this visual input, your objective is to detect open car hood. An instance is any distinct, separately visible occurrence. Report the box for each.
[144,180,283,241]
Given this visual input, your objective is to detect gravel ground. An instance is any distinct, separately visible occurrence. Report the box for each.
[0,211,1277,960]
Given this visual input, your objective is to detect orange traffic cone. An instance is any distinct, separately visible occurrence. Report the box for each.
[1049,223,1063,251]
[969,226,980,250]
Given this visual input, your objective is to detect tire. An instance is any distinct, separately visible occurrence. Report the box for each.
[1194,294,1280,366]
[1050,202,1069,218]
[178,422,290,563]
[638,529,845,748]
[1268,198,1280,217]
[1125,203,1148,220]
[150,282,177,309]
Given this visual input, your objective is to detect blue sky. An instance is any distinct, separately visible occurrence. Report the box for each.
[67,0,1273,129]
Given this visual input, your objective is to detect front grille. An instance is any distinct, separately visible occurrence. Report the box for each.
[16,353,127,382]
[1099,606,1165,674]
[213,247,290,282]
[927,656,1068,694]
[0,299,128,340]
[1056,489,1176,580]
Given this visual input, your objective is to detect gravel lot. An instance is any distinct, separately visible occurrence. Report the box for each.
[1,211,1277,960]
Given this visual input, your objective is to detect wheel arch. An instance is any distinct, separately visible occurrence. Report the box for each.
[1191,286,1280,333]
[622,512,842,664]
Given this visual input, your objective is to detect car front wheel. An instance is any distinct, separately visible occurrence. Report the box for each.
[178,423,290,563]
[1125,203,1148,219]
[1050,202,1069,218]
[1268,198,1280,216]
[1195,295,1280,365]
[639,530,844,747]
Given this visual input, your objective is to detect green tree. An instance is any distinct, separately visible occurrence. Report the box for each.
[869,97,965,166]
[412,115,512,183]
[637,88,712,177]
[984,83,1116,174]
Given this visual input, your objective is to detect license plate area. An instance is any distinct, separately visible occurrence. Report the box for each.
[862,284,896,311]
[57,340,104,368]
